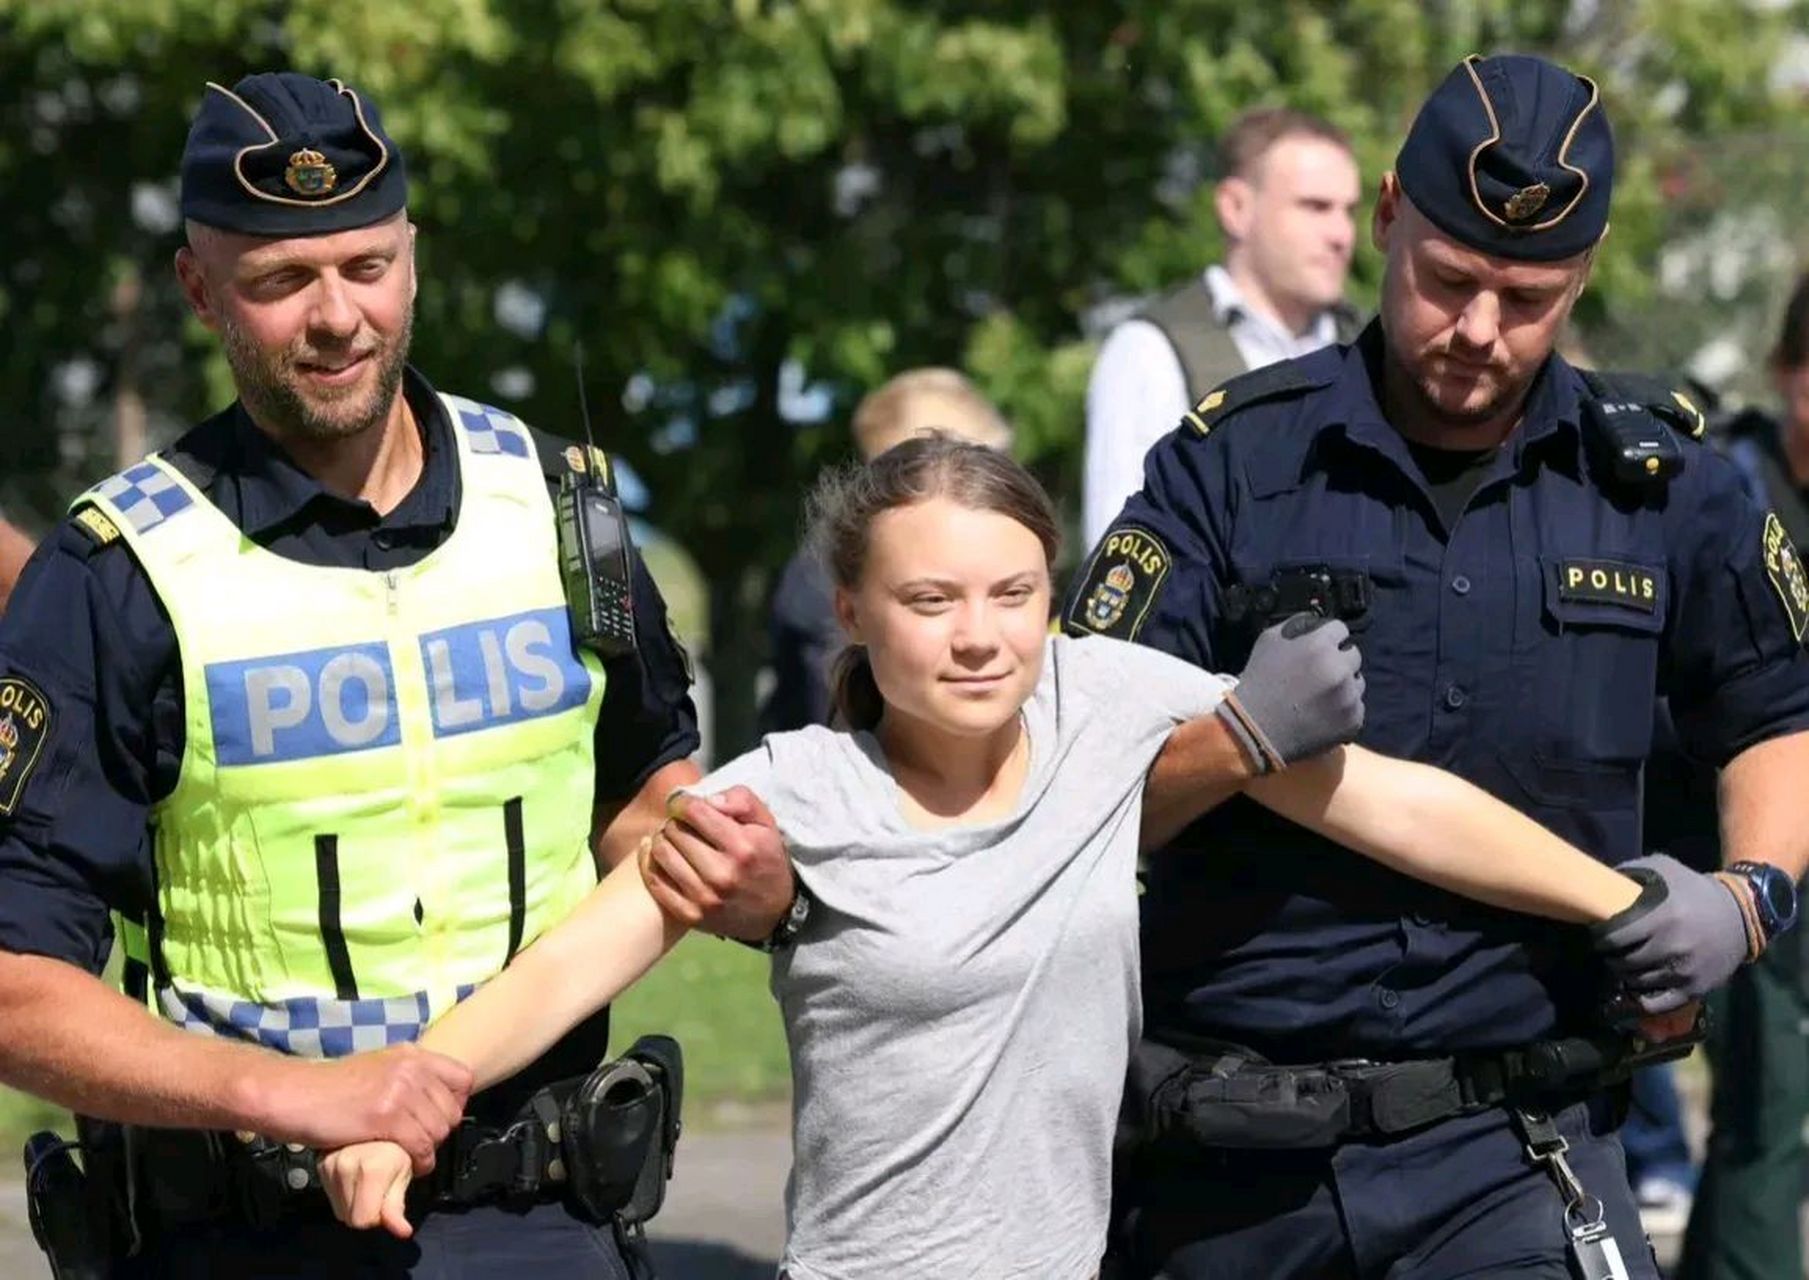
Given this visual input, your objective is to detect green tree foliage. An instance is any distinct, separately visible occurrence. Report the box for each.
[2,0,1805,753]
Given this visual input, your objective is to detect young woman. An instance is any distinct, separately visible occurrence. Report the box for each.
[321,435,1662,1278]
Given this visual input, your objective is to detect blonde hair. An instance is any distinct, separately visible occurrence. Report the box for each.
[849,368,1013,460]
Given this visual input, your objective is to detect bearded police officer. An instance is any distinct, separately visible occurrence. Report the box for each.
[0,72,790,1276]
[1071,54,1809,1279]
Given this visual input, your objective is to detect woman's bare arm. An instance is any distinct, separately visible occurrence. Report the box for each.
[420,851,687,1089]
[1247,746,1640,923]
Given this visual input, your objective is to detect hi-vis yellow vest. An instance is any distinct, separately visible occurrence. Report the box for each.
[76,395,605,1057]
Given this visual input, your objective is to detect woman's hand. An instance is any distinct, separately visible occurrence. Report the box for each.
[321,1140,415,1238]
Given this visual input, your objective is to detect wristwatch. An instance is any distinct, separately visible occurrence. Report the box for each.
[736,881,812,954]
[1724,861,1800,945]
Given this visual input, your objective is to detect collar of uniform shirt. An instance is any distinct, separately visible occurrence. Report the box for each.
[1298,323,1586,480]
[1203,263,1341,352]
[224,364,460,539]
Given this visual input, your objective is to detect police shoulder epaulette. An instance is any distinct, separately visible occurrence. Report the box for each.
[69,502,122,549]
[528,426,613,493]
[1180,358,1332,437]
[1578,370,1708,442]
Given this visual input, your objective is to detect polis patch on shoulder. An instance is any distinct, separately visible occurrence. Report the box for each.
[0,677,52,815]
[1557,559,1659,613]
[1762,512,1809,642]
[1067,525,1171,639]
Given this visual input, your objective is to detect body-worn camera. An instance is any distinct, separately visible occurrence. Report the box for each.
[557,471,637,661]
[1223,566,1372,635]
[1583,395,1685,489]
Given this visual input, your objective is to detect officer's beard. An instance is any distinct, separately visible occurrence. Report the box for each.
[1385,340,1527,444]
[220,306,413,446]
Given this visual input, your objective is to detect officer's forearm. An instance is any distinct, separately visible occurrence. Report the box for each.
[422,855,686,1090]
[1140,714,1257,852]
[592,758,702,873]
[1717,730,1809,879]
[0,950,289,1131]
[1248,746,1643,923]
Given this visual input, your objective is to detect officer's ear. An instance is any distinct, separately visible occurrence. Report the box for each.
[833,586,864,646]
[174,244,221,333]
[1371,173,1402,254]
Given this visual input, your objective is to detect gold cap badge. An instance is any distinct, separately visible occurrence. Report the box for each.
[1504,182,1550,223]
[284,148,338,197]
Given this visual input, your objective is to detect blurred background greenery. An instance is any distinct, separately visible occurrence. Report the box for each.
[1,0,1807,1142]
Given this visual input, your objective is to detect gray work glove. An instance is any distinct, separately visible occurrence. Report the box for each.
[1215,613,1365,773]
[1591,853,1752,1016]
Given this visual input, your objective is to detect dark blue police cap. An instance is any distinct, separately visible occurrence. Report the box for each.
[1396,54,1612,262]
[180,73,407,237]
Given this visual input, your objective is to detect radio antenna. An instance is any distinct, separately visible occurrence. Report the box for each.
[574,339,598,454]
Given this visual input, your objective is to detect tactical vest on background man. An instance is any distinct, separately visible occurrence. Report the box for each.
[1139,276,1364,404]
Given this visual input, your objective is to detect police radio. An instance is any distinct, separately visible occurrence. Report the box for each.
[557,344,638,660]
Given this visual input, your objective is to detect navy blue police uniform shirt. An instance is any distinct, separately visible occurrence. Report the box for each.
[1068,323,1809,1062]
[0,366,700,976]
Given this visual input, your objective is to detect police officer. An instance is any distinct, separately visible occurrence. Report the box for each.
[1070,54,1809,1279]
[0,72,788,1276]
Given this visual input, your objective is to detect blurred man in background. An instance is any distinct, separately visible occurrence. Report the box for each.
[1082,107,1363,547]
[1667,271,1809,1280]
[759,367,1012,733]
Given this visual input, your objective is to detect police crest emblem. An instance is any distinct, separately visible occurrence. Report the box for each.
[1504,182,1550,223]
[1065,526,1172,641]
[284,148,338,197]
[1762,512,1809,642]
[1086,562,1137,631]
[0,676,50,816]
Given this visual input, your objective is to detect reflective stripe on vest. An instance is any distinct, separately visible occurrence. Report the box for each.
[77,395,604,1056]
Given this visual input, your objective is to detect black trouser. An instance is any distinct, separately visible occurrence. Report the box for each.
[1116,1097,1659,1280]
[119,1199,641,1279]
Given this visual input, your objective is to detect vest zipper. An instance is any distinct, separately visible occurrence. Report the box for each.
[384,571,400,617]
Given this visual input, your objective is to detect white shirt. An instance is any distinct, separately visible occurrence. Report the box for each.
[1081,265,1346,547]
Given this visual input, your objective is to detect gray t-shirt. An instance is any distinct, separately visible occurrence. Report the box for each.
[696,634,1232,1280]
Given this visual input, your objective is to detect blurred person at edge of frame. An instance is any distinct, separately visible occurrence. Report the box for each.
[759,367,1013,734]
[1662,272,1809,1280]
[1082,107,1364,549]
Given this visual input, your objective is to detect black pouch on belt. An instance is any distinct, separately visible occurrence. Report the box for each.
[1129,1037,1355,1152]
[563,1034,684,1227]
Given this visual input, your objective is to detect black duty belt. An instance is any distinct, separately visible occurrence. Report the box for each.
[1123,1025,1702,1154]
[26,1036,683,1277]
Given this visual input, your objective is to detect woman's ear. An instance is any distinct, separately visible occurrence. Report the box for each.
[833,585,863,646]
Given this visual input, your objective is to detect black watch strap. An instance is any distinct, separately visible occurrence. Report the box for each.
[732,879,812,954]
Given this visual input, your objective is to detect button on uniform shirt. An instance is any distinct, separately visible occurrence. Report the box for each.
[0,368,699,1100]
[1073,323,1809,1062]
[1083,265,1347,548]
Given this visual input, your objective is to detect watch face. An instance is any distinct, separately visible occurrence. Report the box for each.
[1739,863,1800,933]
[1759,869,1799,930]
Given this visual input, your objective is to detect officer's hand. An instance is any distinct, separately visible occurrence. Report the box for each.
[1216,614,1365,773]
[1591,854,1750,1014]
[262,1044,471,1175]
[641,787,794,942]
[321,1140,414,1238]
